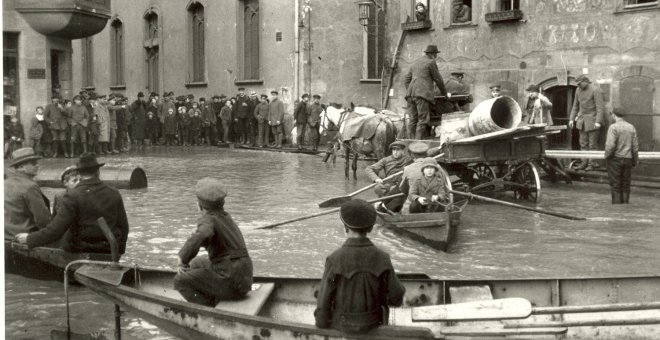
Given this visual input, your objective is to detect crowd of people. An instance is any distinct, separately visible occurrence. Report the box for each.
[4,88,328,159]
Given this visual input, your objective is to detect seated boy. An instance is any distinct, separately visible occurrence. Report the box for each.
[314,199,405,334]
[52,166,79,217]
[408,158,449,213]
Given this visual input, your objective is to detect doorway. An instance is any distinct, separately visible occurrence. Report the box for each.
[543,85,578,150]
[4,32,19,121]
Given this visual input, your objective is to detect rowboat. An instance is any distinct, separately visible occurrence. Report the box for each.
[73,263,660,339]
[4,240,112,281]
[376,199,468,252]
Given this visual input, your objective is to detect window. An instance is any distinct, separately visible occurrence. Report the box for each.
[144,10,159,93]
[81,37,94,87]
[624,0,657,7]
[3,32,19,118]
[451,0,472,24]
[410,0,429,22]
[500,0,520,11]
[240,0,260,80]
[189,2,205,82]
[110,19,124,86]
[363,2,385,80]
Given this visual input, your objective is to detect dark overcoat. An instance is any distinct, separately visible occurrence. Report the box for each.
[403,55,447,102]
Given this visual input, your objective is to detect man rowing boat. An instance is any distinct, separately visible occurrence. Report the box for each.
[364,141,412,214]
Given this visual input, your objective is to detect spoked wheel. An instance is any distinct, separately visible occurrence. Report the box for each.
[512,161,541,203]
[466,163,497,193]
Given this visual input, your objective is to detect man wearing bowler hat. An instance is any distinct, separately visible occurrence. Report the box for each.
[365,141,412,213]
[569,74,606,171]
[16,153,130,255]
[404,45,448,139]
[4,147,52,240]
[314,199,405,334]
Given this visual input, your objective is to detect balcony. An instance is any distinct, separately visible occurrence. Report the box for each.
[401,20,432,31]
[15,0,111,39]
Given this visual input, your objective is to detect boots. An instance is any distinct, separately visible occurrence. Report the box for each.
[276,134,282,148]
[611,191,621,204]
[621,191,630,204]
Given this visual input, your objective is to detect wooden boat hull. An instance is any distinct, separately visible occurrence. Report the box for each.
[74,263,660,340]
[377,201,466,252]
[5,240,112,281]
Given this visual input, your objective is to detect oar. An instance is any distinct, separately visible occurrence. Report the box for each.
[258,193,404,230]
[449,190,587,221]
[412,298,660,322]
[318,153,445,208]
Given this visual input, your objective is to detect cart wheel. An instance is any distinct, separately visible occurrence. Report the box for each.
[467,163,496,193]
[568,160,582,170]
[513,162,541,202]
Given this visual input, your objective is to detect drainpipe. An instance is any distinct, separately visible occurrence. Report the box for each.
[294,0,300,100]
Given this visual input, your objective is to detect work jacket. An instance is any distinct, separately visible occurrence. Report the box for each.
[44,103,68,131]
[163,113,178,135]
[605,119,639,160]
[220,106,233,122]
[254,102,269,122]
[364,155,412,185]
[4,170,51,239]
[409,175,448,203]
[314,237,405,333]
[569,84,605,132]
[308,103,324,126]
[294,101,308,124]
[234,95,251,119]
[26,177,130,254]
[268,99,285,125]
[69,104,89,127]
[404,55,447,102]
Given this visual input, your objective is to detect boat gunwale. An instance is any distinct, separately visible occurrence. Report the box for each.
[377,199,468,225]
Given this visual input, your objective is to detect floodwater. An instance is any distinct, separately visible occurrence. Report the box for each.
[5,146,660,339]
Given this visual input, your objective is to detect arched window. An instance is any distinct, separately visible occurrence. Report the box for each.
[189,2,205,82]
[110,18,125,86]
[144,10,160,93]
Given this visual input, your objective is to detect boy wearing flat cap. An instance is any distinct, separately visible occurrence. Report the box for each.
[174,177,253,307]
[315,199,405,334]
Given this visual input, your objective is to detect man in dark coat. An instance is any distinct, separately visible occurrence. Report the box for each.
[69,95,89,156]
[248,91,260,146]
[294,93,310,149]
[365,141,412,213]
[314,199,405,334]
[199,97,216,146]
[16,153,130,255]
[444,71,470,111]
[403,45,447,139]
[253,94,270,148]
[130,92,148,145]
[211,95,224,144]
[569,74,606,171]
[173,177,253,306]
[308,94,324,151]
[233,88,251,145]
[43,96,69,157]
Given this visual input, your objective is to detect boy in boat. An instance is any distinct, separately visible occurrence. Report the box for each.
[364,141,412,214]
[174,177,254,307]
[315,199,405,333]
[408,158,449,213]
[399,141,430,196]
[52,166,80,217]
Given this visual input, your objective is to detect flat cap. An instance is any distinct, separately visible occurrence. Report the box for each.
[612,107,626,117]
[60,165,78,183]
[408,141,429,154]
[195,177,227,203]
[526,84,540,92]
[313,94,321,99]
[489,84,501,90]
[389,140,406,150]
[575,74,591,83]
[340,199,377,230]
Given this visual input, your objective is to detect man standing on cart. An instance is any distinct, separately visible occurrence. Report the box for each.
[569,75,606,171]
[403,45,447,140]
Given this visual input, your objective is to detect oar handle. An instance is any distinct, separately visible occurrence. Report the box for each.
[449,190,586,221]
[259,193,405,230]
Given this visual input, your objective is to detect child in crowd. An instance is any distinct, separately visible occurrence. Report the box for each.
[177,106,191,146]
[190,108,202,146]
[219,100,233,144]
[163,107,177,146]
[88,114,101,153]
[145,111,159,146]
[408,158,449,214]
[52,166,80,217]
[5,116,24,158]
[28,106,45,155]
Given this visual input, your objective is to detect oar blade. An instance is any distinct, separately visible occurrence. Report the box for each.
[412,298,532,322]
[318,196,351,208]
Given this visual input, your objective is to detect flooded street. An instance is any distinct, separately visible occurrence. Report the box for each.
[6,146,660,339]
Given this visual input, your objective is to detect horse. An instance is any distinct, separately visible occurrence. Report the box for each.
[321,103,399,180]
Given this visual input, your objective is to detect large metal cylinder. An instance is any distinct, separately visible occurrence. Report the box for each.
[467,96,522,136]
[36,166,148,189]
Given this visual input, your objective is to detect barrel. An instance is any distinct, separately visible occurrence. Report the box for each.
[36,166,148,189]
[467,96,522,136]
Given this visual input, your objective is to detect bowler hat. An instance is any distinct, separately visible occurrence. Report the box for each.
[10,147,42,167]
[389,140,406,150]
[271,90,279,95]
[575,75,591,83]
[60,165,78,183]
[302,93,310,99]
[313,94,321,99]
[150,92,158,98]
[420,157,440,173]
[408,141,430,155]
[195,177,227,204]
[76,152,105,170]
[526,84,540,92]
[340,199,377,230]
[424,45,440,54]
[199,97,206,102]
[612,107,626,117]
[137,92,145,98]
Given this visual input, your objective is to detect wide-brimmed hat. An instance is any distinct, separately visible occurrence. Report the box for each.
[526,84,540,92]
[575,74,591,83]
[60,165,78,183]
[195,177,227,206]
[420,157,440,173]
[10,147,42,167]
[389,140,407,150]
[424,45,439,54]
[340,199,376,230]
[76,152,105,170]
[408,141,430,155]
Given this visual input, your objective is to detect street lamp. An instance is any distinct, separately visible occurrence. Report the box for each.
[357,1,371,27]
